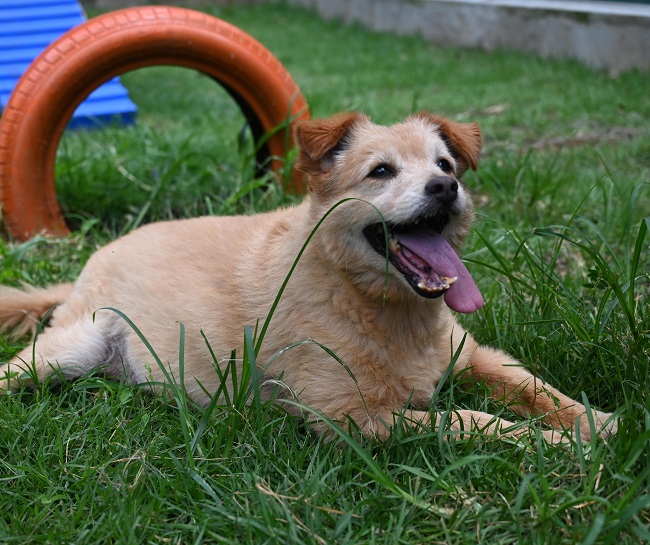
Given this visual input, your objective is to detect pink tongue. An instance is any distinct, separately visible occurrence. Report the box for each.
[394,228,484,313]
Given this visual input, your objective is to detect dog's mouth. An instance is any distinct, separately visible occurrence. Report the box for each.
[363,217,484,313]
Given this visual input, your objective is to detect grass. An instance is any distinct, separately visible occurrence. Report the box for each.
[1,2,649,543]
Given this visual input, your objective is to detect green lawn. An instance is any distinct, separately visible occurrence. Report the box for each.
[1,3,648,543]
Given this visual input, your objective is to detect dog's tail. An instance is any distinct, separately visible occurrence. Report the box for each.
[0,283,74,340]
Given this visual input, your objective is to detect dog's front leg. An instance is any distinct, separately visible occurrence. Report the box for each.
[348,407,565,444]
[458,344,617,440]
[398,409,566,444]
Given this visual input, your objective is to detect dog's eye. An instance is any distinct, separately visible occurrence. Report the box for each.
[436,158,453,174]
[368,163,395,178]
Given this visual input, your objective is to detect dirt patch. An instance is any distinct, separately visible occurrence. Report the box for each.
[530,127,646,150]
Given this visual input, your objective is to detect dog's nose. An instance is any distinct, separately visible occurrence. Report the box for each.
[425,176,458,204]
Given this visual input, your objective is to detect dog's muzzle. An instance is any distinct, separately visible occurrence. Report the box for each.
[363,177,483,313]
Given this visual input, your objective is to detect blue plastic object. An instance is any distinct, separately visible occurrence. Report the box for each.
[0,0,137,128]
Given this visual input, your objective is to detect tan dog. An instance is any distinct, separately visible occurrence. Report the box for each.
[0,112,616,443]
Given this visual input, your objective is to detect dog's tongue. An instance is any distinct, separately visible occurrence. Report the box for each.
[394,227,484,313]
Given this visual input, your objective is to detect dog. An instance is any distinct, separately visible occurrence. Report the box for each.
[0,112,616,443]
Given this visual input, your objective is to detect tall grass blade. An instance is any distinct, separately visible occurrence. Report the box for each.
[254,198,389,354]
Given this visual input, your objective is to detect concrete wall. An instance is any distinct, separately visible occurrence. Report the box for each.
[277,0,650,75]
[81,0,650,75]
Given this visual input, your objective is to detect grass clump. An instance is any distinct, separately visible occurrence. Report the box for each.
[1,3,649,544]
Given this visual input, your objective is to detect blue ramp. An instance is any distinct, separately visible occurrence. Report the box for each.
[0,0,137,128]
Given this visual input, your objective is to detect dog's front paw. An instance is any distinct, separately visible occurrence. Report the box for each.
[596,410,618,437]
[578,410,618,441]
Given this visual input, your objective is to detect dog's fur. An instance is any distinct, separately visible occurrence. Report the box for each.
[0,112,616,443]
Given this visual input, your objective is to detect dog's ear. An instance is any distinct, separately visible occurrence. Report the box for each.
[417,113,482,174]
[292,112,368,177]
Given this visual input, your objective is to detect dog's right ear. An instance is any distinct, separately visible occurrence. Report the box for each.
[292,112,367,177]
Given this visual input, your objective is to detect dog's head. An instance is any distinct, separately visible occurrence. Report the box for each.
[292,112,483,313]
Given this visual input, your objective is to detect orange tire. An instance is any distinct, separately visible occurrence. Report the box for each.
[0,6,309,241]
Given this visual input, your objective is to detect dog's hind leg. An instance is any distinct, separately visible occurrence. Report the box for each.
[0,312,115,393]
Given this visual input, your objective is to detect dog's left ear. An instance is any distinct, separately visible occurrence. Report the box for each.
[417,113,482,174]
[292,112,368,177]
